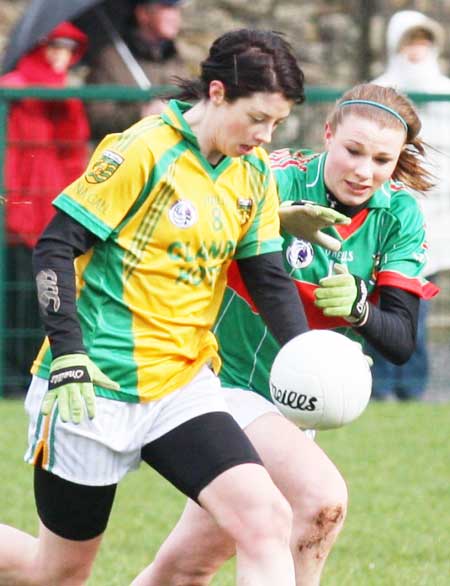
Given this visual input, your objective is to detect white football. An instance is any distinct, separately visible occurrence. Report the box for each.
[269,330,372,430]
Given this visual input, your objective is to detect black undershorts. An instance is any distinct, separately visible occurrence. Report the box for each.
[34,411,262,540]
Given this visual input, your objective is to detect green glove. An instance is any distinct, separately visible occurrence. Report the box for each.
[279,201,351,252]
[314,264,369,324]
[41,354,120,424]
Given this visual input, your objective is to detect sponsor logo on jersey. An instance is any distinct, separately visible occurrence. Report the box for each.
[327,249,354,262]
[286,238,314,268]
[85,150,124,184]
[167,240,236,286]
[169,200,198,228]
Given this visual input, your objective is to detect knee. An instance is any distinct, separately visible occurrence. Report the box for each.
[150,558,225,586]
[330,472,348,522]
[268,491,294,541]
[312,469,348,529]
[0,529,93,586]
[308,464,348,522]
[31,552,95,586]
[46,564,93,586]
[149,538,235,586]
[17,566,92,586]
[234,489,293,554]
[77,565,95,585]
[294,502,346,560]
[293,474,348,557]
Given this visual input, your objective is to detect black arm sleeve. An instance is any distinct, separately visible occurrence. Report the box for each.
[237,252,309,346]
[358,286,419,365]
[32,211,100,359]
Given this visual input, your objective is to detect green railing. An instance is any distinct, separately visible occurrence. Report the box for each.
[0,97,7,399]
[0,85,168,398]
[1,85,450,399]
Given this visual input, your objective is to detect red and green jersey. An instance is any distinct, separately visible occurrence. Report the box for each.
[32,100,282,402]
[216,149,439,400]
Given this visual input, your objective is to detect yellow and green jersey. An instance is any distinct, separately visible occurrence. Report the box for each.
[32,100,282,402]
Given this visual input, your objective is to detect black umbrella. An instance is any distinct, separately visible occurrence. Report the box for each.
[2,0,151,88]
[2,0,102,72]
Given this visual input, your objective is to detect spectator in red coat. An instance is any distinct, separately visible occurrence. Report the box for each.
[1,21,90,396]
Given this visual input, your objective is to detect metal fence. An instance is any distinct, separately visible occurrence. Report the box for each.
[0,86,449,400]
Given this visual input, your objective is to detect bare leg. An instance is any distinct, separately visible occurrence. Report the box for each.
[132,413,347,586]
[248,415,347,585]
[0,521,102,586]
[199,463,295,586]
[134,462,295,586]
[131,500,234,586]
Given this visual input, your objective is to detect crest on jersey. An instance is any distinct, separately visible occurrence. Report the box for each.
[286,238,314,269]
[237,197,253,224]
[169,199,198,228]
[85,150,124,184]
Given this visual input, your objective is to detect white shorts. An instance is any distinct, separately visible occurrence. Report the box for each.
[24,365,230,486]
[222,387,281,428]
[222,387,316,440]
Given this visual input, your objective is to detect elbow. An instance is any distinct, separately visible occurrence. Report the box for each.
[390,354,410,366]
[388,340,415,365]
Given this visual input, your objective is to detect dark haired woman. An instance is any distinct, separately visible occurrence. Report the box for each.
[0,29,315,586]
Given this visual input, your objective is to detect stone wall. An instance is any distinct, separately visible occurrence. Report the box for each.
[3,0,450,85]
[179,0,450,84]
[0,0,28,54]
[3,0,450,148]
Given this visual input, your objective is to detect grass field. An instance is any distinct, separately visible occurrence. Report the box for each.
[1,398,449,585]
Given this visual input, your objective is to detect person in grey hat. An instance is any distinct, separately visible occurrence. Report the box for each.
[86,0,187,140]
[370,10,450,401]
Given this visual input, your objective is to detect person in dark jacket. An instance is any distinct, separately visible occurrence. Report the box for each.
[86,0,188,140]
